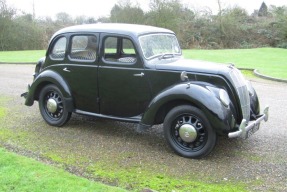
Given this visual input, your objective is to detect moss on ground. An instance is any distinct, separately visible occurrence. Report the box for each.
[87,160,248,192]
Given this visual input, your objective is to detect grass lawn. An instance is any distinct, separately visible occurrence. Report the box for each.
[0,50,45,63]
[0,147,126,192]
[183,47,287,79]
[0,47,286,79]
[0,100,124,192]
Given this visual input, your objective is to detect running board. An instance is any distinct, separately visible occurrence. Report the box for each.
[75,109,141,123]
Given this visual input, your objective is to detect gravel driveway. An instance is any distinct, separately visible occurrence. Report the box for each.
[0,64,286,191]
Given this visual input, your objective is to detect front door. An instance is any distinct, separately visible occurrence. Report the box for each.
[98,35,151,117]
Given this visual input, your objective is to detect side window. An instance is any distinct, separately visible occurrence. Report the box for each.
[103,37,137,64]
[50,37,66,60]
[69,35,97,61]
[123,39,136,54]
[104,37,117,54]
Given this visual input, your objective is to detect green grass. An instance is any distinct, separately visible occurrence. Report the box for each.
[0,50,45,63]
[87,160,247,192]
[183,47,287,79]
[0,148,126,192]
[0,48,286,79]
[0,97,125,192]
[0,97,9,119]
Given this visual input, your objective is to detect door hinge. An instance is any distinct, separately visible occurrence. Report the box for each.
[97,97,100,103]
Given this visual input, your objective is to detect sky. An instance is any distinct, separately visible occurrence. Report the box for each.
[5,0,287,19]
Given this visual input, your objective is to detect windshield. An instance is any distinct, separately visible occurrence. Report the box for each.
[139,34,181,59]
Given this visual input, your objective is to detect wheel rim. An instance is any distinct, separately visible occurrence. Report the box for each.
[43,91,64,120]
[171,114,208,152]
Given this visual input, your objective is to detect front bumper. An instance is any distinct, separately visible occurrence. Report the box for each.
[228,106,269,139]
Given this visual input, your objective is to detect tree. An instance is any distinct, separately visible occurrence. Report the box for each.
[110,0,145,24]
[0,0,16,50]
[14,14,44,50]
[55,12,73,26]
[147,0,183,29]
[221,7,250,47]
[258,2,268,17]
[0,0,15,19]
[269,5,287,47]
[97,16,110,23]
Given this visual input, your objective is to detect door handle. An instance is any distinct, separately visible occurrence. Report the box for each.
[133,72,144,77]
[63,68,71,72]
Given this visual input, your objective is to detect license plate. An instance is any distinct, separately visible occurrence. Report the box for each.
[245,124,260,139]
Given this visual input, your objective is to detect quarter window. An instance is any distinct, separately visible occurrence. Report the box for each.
[50,37,66,60]
[69,35,97,61]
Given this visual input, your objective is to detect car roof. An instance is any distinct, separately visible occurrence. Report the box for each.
[52,23,175,39]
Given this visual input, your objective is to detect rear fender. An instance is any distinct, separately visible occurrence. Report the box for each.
[25,70,74,112]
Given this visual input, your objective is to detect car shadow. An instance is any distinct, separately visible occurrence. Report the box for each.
[64,114,252,161]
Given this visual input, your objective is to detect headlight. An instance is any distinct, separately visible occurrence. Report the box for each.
[246,80,255,96]
[219,89,230,107]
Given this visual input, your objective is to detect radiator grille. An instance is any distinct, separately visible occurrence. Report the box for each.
[229,67,250,122]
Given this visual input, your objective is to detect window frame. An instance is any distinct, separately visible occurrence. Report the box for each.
[68,34,98,63]
[101,35,138,66]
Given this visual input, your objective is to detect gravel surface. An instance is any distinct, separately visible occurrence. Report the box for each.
[0,64,286,191]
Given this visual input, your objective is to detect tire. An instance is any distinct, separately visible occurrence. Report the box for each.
[163,105,216,159]
[39,84,71,127]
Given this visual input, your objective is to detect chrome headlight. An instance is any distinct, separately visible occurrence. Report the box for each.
[219,89,230,107]
[246,80,255,96]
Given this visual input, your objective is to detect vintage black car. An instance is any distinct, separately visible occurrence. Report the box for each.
[22,23,269,158]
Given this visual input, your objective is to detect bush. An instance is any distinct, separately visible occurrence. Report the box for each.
[277,42,287,49]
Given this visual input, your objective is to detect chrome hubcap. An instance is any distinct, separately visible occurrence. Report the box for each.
[47,98,58,113]
[172,114,207,151]
[179,124,197,143]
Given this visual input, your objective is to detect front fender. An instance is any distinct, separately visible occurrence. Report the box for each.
[140,82,236,134]
[24,70,73,112]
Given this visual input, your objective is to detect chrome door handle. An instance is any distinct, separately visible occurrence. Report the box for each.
[133,72,144,77]
[63,68,70,72]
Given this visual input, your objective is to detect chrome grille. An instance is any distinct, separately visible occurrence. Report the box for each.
[229,67,250,122]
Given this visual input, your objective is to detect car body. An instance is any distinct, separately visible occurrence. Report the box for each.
[22,23,269,158]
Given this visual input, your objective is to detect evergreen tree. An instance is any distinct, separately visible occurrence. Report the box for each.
[258,2,268,17]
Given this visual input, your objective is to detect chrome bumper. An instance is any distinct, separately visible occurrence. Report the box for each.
[228,106,269,139]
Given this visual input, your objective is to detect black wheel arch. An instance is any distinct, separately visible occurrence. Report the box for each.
[154,99,200,124]
[28,70,74,112]
[141,82,236,135]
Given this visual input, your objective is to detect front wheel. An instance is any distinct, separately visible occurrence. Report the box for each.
[163,105,216,158]
[39,84,71,127]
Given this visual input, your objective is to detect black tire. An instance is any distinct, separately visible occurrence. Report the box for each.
[163,105,216,159]
[39,84,71,127]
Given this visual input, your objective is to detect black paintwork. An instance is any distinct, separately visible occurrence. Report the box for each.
[24,23,261,135]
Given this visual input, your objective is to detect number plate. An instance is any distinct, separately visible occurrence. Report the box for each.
[245,124,260,139]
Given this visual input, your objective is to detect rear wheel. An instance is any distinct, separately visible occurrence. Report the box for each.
[163,105,216,158]
[39,84,71,126]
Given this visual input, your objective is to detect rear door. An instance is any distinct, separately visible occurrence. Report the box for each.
[48,33,100,113]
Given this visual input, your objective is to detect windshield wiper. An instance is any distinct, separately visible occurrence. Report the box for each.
[158,53,175,60]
